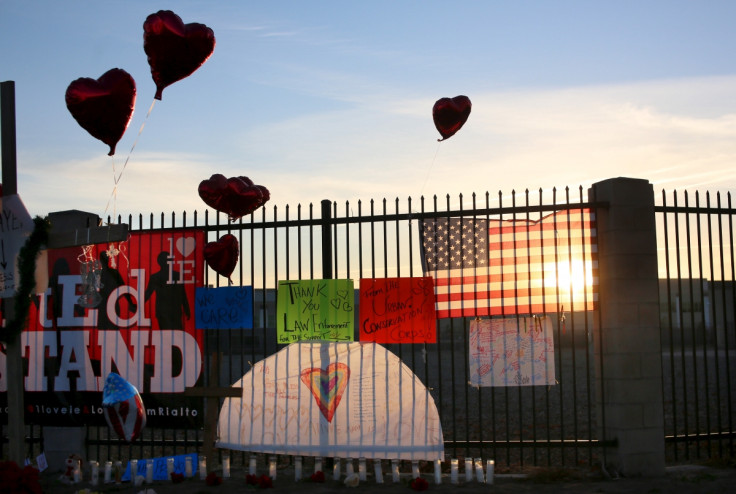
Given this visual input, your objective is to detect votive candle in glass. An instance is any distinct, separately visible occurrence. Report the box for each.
[249,457,257,476]
[332,458,341,480]
[199,456,207,480]
[103,461,112,483]
[391,459,400,483]
[358,458,366,481]
[450,459,458,484]
[464,458,473,482]
[130,459,138,480]
[294,456,302,481]
[374,460,383,484]
[434,459,441,484]
[146,460,153,484]
[486,459,494,485]
[222,453,230,478]
[185,457,192,478]
[474,458,484,483]
[90,461,99,486]
[269,456,277,479]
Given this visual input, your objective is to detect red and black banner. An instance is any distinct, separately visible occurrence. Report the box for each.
[0,229,206,427]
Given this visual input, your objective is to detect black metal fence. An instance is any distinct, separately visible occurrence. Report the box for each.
[656,190,736,462]
[63,186,600,469]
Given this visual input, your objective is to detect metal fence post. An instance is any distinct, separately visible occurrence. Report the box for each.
[321,199,333,280]
[590,177,665,477]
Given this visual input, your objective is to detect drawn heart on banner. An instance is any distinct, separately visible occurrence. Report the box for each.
[198,174,270,222]
[204,233,239,281]
[300,362,351,423]
[176,237,196,257]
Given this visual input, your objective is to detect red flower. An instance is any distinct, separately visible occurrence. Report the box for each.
[205,471,222,486]
[246,473,259,485]
[258,474,273,488]
[310,470,325,483]
[411,477,429,491]
[170,472,185,483]
[0,461,42,494]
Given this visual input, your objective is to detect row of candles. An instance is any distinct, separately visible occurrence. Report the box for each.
[83,455,495,485]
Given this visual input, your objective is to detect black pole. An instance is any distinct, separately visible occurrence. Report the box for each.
[1,81,17,194]
[321,199,333,279]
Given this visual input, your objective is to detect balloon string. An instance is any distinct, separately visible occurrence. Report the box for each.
[419,141,442,197]
[103,98,157,221]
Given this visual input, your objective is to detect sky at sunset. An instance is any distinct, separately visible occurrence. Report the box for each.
[2,1,736,219]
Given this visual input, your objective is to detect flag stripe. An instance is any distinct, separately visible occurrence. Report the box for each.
[422,209,598,318]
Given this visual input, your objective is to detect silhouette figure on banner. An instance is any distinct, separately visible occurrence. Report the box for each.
[97,250,137,329]
[145,251,191,329]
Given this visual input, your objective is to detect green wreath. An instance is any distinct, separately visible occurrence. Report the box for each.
[0,216,49,344]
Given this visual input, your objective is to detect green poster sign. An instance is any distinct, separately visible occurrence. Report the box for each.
[276,279,355,343]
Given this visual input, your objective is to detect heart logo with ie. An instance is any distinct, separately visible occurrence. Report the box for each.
[300,363,350,423]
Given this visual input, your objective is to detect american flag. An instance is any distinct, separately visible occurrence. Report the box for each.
[421,209,598,318]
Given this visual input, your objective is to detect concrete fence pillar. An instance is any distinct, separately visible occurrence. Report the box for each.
[590,177,665,476]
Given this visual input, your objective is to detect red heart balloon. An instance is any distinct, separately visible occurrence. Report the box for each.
[65,68,136,156]
[198,174,270,221]
[204,234,239,281]
[143,10,215,100]
[432,95,472,141]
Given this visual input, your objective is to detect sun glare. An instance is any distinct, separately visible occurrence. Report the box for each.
[543,259,595,307]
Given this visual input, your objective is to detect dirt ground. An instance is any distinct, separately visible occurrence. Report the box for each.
[39,463,736,494]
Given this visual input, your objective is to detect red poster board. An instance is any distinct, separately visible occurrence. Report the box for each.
[0,229,206,427]
[359,277,437,343]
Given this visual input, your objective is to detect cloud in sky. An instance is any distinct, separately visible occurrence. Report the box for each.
[18,74,736,220]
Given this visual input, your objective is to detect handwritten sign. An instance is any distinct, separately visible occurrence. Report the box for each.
[121,452,197,481]
[195,286,253,329]
[359,277,437,343]
[469,317,556,387]
[276,279,354,343]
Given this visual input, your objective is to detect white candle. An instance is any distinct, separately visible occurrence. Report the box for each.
[146,460,153,484]
[450,459,458,484]
[103,461,112,483]
[411,460,420,479]
[90,461,99,486]
[486,460,494,485]
[294,456,302,481]
[345,458,354,476]
[73,460,81,483]
[167,457,175,478]
[434,459,441,484]
[391,459,400,483]
[314,456,322,473]
[222,454,230,478]
[269,456,277,479]
[249,457,257,476]
[332,458,341,480]
[199,456,207,480]
[464,458,473,482]
[374,460,383,484]
[185,457,192,478]
[358,458,366,481]
[474,458,484,483]
[130,459,138,480]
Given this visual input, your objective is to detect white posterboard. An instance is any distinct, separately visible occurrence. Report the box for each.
[469,317,556,387]
[216,342,444,460]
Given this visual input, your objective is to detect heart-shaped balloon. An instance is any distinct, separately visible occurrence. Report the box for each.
[143,10,215,100]
[65,68,136,156]
[198,174,270,221]
[204,234,239,281]
[102,372,146,442]
[432,95,472,141]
